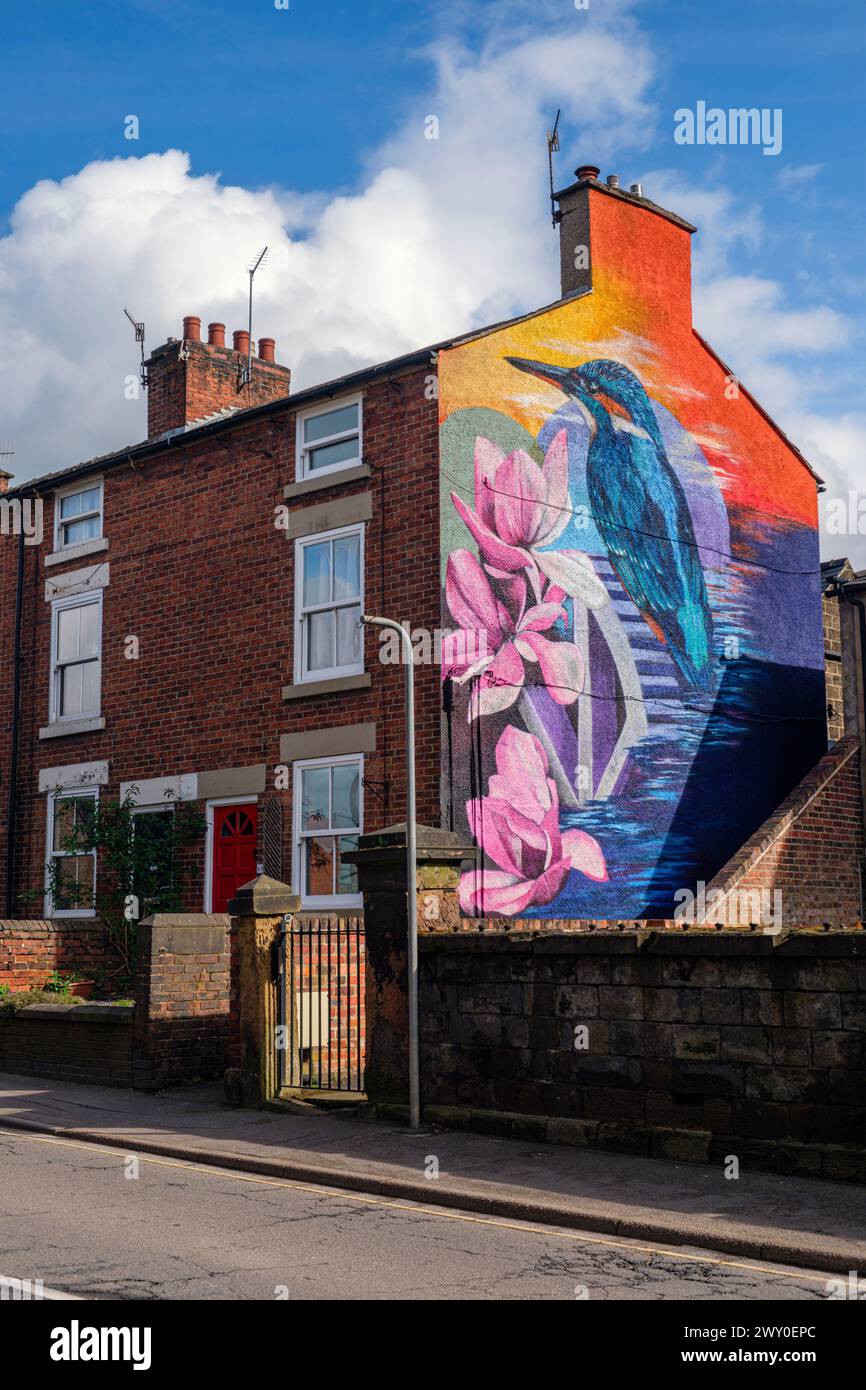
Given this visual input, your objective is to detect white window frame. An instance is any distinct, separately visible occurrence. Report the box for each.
[293,522,365,685]
[53,479,103,552]
[49,591,103,725]
[295,393,363,482]
[292,754,363,910]
[203,796,259,913]
[44,786,98,918]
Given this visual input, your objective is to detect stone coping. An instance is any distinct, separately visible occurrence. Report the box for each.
[3,1003,133,1024]
[419,929,866,958]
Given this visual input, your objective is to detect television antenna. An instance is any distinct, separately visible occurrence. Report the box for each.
[0,441,14,479]
[238,245,268,392]
[547,109,562,228]
[123,307,148,391]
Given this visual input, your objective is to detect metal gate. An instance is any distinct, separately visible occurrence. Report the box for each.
[278,915,366,1093]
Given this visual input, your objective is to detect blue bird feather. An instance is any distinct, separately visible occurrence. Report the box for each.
[505,356,715,692]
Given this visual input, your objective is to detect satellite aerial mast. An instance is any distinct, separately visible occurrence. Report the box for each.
[123,307,147,391]
[547,109,562,228]
[238,245,268,392]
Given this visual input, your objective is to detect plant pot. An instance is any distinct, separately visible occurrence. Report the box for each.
[71,980,95,999]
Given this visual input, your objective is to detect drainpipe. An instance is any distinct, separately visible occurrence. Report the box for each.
[359,614,419,1131]
[5,516,26,916]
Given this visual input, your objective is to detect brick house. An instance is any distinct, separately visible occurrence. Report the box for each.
[1,164,861,945]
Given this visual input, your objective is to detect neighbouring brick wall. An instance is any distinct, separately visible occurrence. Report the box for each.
[0,1002,133,1086]
[0,920,122,995]
[133,914,231,1090]
[420,929,866,1179]
[702,735,864,926]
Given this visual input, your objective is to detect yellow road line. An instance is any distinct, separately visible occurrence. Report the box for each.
[0,1126,836,1287]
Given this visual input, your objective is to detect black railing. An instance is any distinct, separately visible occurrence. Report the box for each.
[281,916,365,1093]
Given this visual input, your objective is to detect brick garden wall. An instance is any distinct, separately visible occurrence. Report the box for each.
[420,929,866,1180]
[0,920,122,996]
[0,1002,133,1086]
[132,913,231,1090]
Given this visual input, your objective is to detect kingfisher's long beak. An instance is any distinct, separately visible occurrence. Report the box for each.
[505,356,573,392]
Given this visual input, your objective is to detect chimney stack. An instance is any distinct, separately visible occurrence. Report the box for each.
[144,315,290,440]
[553,163,696,331]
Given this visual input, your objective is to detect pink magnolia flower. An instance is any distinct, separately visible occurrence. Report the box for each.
[459,726,608,916]
[451,432,607,607]
[442,548,583,719]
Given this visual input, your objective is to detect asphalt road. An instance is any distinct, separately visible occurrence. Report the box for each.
[0,1127,834,1301]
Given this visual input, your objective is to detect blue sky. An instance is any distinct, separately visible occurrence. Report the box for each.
[1,0,863,552]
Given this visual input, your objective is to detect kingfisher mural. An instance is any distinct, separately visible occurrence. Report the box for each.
[438,233,825,920]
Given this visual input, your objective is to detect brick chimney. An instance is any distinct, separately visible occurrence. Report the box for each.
[144,316,291,440]
[0,471,12,494]
[554,165,697,333]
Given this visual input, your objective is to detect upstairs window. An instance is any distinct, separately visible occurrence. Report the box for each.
[294,524,363,683]
[55,481,103,550]
[50,593,102,722]
[296,396,362,480]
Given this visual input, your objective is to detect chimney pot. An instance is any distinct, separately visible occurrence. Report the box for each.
[606,174,620,189]
[258,337,276,363]
[576,164,601,182]
[183,315,201,343]
[208,322,226,348]
[630,182,643,197]
[233,329,250,356]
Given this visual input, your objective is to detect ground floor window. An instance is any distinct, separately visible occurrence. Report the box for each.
[45,788,98,916]
[293,755,363,908]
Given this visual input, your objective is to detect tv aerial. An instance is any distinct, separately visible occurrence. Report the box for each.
[237,245,269,391]
[123,307,148,391]
[547,109,561,228]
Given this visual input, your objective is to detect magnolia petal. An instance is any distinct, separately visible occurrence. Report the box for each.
[538,429,570,543]
[519,601,566,633]
[493,450,547,546]
[561,828,609,882]
[466,797,549,879]
[458,866,568,917]
[535,549,608,608]
[474,436,504,531]
[493,723,550,792]
[451,492,532,575]
[445,548,502,641]
[515,630,583,704]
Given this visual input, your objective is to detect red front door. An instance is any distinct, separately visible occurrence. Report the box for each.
[212,803,258,913]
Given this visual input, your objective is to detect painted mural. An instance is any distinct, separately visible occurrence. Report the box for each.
[438,283,825,920]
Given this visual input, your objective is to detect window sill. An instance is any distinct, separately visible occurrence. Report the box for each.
[282,672,371,702]
[39,716,105,740]
[283,463,370,500]
[45,537,108,568]
[47,910,98,920]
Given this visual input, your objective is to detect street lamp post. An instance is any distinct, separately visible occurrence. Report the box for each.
[360,615,419,1131]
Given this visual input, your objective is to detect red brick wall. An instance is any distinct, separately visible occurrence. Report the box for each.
[702,735,864,926]
[0,362,442,920]
[0,920,122,995]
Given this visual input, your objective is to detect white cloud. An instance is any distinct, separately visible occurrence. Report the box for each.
[0,3,862,569]
[0,12,654,478]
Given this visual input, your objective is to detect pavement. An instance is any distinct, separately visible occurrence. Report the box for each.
[1,1071,865,1277]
